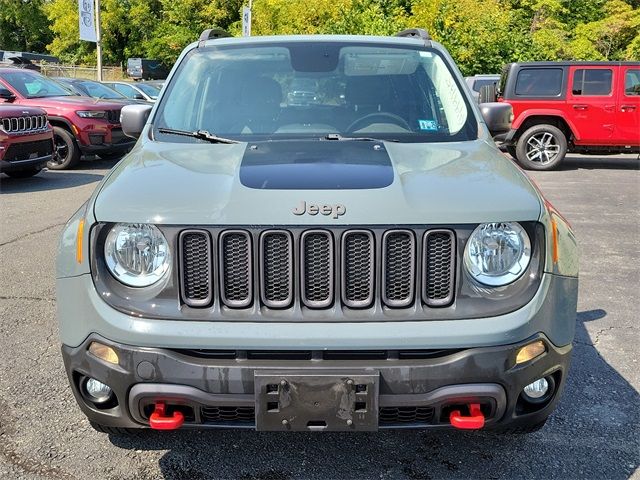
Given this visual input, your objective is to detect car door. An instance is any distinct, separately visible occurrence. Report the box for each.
[616,66,640,146]
[566,66,616,145]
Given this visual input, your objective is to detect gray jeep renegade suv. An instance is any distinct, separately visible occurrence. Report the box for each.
[56,29,578,434]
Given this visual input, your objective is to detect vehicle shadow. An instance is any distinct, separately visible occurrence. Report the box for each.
[559,154,639,171]
[0,157,113,194]
[108,309,639,480]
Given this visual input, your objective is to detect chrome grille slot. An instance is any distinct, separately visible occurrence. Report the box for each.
[179,230,212,307]
[260,231,293,308]
[301,230,334,308]
[0,115,47,133]
[423,230,455,307]
[219,230,252,308]
[382,230,415,308]
[342,230,374,308]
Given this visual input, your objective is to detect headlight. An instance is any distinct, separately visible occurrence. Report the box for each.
[104,223,170,287]
[76,110,107,118]
[463,222,531,286]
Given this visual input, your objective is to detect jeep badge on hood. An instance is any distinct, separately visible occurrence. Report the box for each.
[292,201,346,219]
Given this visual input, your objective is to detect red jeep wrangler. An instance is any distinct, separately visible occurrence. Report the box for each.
[0,68,136,170]
[0,104,54,178]
[490,61,639,170]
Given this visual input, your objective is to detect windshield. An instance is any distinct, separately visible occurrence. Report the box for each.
[78,80,126,99]
[1,71,71,98]
[154,42,477,143]
[137,83,160,98]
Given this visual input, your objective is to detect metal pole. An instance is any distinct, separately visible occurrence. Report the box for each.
[95,0,103,81]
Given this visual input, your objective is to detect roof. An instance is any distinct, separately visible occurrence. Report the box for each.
[201,34,431,49]
[508,61,640,68]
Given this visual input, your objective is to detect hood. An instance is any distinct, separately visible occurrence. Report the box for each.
[18,96,126,109]
[0,104,46,116]
[94,138,542,225]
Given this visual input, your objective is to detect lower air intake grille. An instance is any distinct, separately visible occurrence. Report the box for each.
[423,230,455,307]
[260,231,293,308]
[179,231,212,307]
[382,230,415,307]
[201,406,255,424]
[301,230,333,308]
[379,406,435,425]
[342,231,374,308]
[220,231,252,308]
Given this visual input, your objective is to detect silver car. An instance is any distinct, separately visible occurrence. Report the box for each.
[56,29,578,435]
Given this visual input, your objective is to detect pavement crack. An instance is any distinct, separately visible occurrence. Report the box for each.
[0,295,55,302]
[0,222,66,247]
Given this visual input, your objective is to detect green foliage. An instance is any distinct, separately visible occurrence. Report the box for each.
[13,0,640,71]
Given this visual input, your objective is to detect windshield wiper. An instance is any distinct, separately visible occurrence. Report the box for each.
[157,128,239,144]
[323,133,397,142]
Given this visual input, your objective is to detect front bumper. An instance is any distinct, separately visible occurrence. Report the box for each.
[62,333,571,431]
[0,153,50,172]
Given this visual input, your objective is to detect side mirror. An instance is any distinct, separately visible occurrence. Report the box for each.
[480,102,512,138]
[0,87,16,102]
[121,104,152,139]
[134,93,145,100]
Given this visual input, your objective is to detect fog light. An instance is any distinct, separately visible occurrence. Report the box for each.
[84,377,113,403]
[88,342,119,365]
[515,340,546,365]
[523,378,549,399]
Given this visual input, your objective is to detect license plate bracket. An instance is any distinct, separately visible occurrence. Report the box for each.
[254,371,379,431]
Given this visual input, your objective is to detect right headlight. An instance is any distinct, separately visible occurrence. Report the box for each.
[104,223,170,287]
[463,222,531,286]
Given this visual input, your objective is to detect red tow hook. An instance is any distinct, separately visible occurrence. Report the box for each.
[449,403,485,430]
[149,402,184,430]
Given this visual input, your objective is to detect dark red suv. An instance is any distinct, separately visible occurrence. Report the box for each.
[491,61,639,170]
[0,68,136,169]
[0,104,54,178]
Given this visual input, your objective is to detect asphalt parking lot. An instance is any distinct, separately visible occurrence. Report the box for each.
[0,153,638,480]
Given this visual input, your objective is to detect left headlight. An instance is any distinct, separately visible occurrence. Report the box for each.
[463,222,531,286]
[76,110,107,118]
[104,223,170,287]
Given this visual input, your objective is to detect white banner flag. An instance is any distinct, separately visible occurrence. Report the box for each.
[242,6,251,37]
[79,0,97,42]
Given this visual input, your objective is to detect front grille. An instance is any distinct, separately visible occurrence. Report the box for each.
[382,230,415,307]
[171,348,461,360]
[105,110,121,123]
[260,231,293,308]
[178,227,456,311]
[201,406,255,424]
[342,231,374,308]
[1,114,47,133]
[423,230,455,307]
[3,139,53,162]
[179,230,212,307]
[379,406,435,425]
[220,231,252,308]
[199,406,434,426]
[301,230,334,308]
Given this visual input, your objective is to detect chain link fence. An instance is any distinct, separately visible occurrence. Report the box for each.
[39,63,125,81]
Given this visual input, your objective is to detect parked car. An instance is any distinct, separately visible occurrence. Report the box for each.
[53,77,133,101]
[57,29,578,435]
[488,61,639,170]
[0,68,136,168]
[465,74,500,103]
[103,80,160,102]
[0,104,54,178]
[140,80,165,90]
[126,58,168,80]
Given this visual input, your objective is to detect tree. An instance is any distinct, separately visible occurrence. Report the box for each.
[0,0,52,52]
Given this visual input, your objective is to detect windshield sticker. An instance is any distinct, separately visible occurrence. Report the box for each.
[418,119,438,131]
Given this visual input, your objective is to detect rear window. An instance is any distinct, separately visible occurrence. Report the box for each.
[625,69,640,96]
[472,78,497,92]
[515,68,563,97]
[572,69,612,96]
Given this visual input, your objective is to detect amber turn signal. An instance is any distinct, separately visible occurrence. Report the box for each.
[515,340,546,365]
[88,342,119,365]
[75,218,85,264]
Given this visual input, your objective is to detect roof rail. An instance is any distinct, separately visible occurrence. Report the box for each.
[395,28,431,43]
[198,28,231,47]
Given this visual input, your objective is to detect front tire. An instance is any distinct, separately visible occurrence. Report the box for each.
[48,126,81,170]
[4,167,42,178]
[515,124,567,171]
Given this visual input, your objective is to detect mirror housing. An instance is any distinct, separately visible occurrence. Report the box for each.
[133,93,145,100]
[480,102,513,138]
[0,87,16,102]
[121,104,152,139]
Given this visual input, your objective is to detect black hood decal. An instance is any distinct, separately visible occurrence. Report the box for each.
[239,141,394,190]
